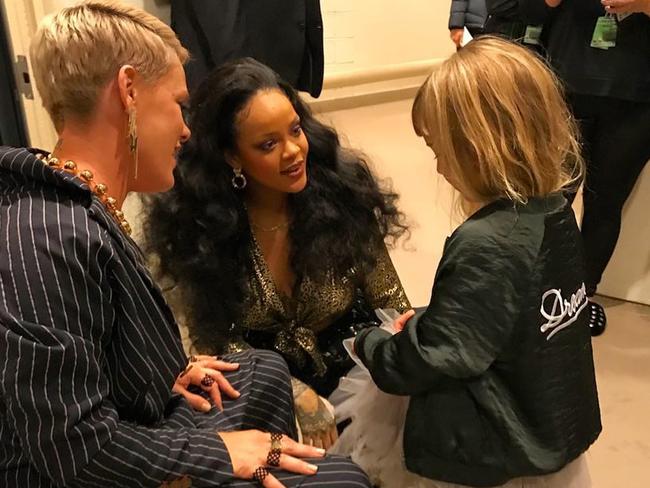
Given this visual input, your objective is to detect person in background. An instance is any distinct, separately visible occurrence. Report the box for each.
[520,0,650,335]
[449,0,488,47]
[170,0,324,97]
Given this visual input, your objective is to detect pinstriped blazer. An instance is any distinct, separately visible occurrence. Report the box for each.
[0,147,234,487]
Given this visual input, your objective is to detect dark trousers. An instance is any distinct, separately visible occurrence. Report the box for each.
[568,94,650,296]
[205,350,371,487]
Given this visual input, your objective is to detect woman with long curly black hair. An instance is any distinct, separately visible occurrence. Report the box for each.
[143,58,412,449]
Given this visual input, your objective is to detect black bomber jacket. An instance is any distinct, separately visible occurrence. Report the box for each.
[356,194,601,487]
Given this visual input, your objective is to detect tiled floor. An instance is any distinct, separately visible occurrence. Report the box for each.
[589,297,650,488]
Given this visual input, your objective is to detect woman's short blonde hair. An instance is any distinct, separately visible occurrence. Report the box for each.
[412,36,583,204]
[30,0,189,129]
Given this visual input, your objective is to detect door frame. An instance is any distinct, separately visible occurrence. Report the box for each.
[1,0,57,149]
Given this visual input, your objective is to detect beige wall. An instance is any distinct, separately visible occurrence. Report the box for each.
[321,0,452,73]
[319,99,455,306]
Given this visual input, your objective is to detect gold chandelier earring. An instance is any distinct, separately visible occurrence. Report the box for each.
[127,106,139,179]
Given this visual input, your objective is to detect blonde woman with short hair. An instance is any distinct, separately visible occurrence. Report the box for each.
[0,2,370,487]
[339,37,601,487]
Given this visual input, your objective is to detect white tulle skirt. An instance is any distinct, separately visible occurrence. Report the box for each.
[328,310,592,488]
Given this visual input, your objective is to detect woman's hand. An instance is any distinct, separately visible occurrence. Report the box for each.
[172,355,241,412]
[601,0,650,14]
[393,309,416,332]
[219,430,325,488]
[294,387,338,450]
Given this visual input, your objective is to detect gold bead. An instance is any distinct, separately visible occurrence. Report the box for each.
[46,158,131,237]
[95,183,108,196]
[63,160,77,171]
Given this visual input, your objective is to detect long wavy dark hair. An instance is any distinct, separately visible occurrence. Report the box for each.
[143,58,407,352]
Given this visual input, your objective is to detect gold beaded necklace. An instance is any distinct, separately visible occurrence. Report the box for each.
[37,153,132,236]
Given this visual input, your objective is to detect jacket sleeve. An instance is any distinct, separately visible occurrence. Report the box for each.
[0,206,234,487]
[355,235,530,396]
[360,243,411,313]
[449,0,469,29]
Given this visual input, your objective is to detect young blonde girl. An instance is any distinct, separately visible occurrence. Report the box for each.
[342,36,601,487]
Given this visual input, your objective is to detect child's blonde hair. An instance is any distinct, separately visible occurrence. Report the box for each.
[412,36,583,204]
[30,0,189,130]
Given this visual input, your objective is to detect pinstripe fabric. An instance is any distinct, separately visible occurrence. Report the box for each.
[0,147,370,488]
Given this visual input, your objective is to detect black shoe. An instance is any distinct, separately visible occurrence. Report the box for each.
[589,301,607,337]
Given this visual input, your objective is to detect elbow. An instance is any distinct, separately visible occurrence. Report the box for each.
[372,373,410,396]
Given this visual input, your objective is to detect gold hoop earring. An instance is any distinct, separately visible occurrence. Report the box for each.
[127,107,139,179]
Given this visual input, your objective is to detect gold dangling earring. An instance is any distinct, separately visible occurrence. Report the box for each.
[127,106,139,179]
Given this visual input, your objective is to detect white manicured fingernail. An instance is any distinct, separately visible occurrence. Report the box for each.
[308,464,319,472]
[315,448,325,455]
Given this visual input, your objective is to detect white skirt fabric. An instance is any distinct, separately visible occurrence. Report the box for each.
[328,310,592,488]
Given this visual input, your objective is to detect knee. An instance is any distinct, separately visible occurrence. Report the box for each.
[312,455,371,487]
[253,349,291,378]
[224,348,287,370]
[230,349,292,388]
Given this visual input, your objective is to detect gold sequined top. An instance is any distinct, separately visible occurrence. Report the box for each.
[225,237,411,376]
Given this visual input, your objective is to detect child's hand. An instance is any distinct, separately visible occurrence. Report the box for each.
[393,309,416,332]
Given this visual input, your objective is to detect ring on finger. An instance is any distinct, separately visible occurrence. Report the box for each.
[200,373,215,388]
[266,432,282,467]
[179,364,193,378]
[253,466,270,484]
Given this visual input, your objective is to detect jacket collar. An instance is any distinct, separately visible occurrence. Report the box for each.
[0,146,92,200]
[1,146,179,344]
[0,146,147,270]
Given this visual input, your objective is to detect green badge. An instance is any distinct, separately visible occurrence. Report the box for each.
[523,25,543,46]
[591,15,618,50]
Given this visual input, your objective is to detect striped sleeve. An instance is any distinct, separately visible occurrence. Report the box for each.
[0,192,234,487]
